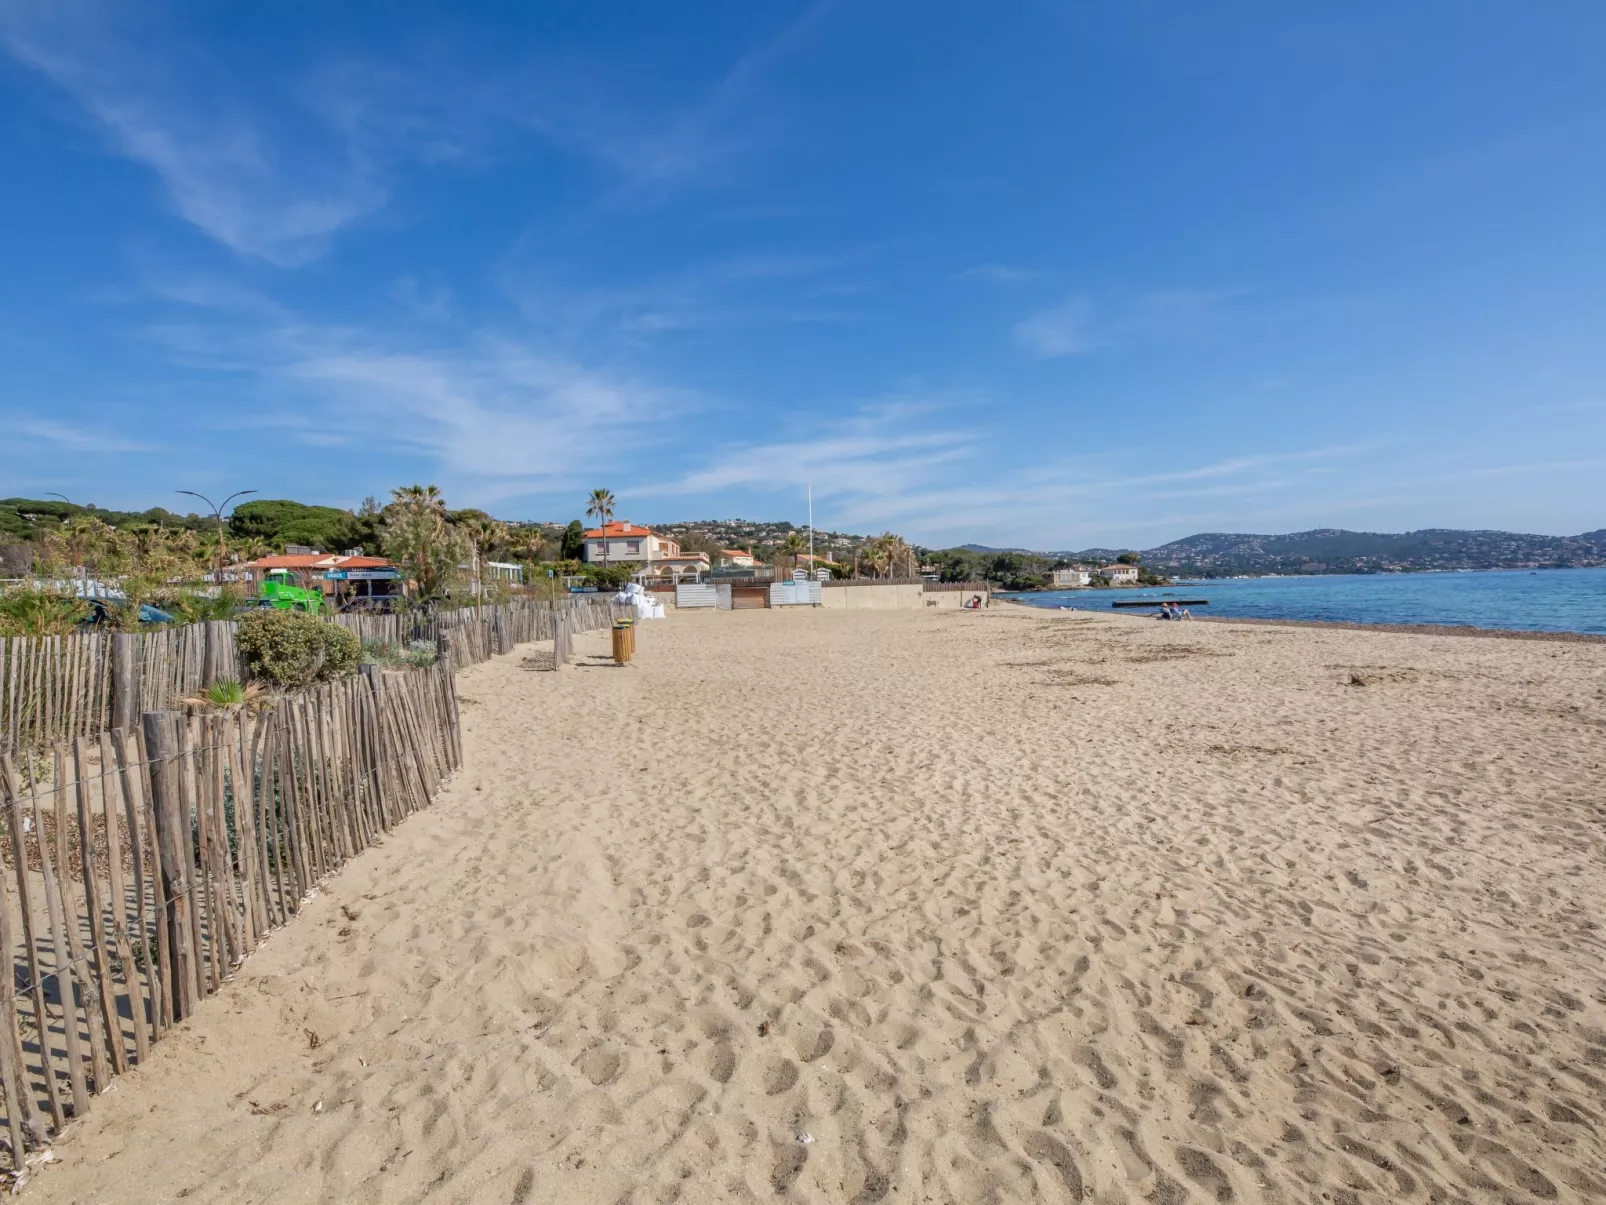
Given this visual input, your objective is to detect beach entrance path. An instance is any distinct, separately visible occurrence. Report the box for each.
[28,609,1606,1204]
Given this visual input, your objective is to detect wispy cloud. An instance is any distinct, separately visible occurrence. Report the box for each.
[14,420,158,454]
[1013,297,1097,356]
[1,3,821,265]
[137,290,689,502]
[958,263,1045,283]
[1014,289,1242,358]
[1,5,386,265]
[816,444,1372,546]
[632,401,976,505]
[501,248,869,341]
[628,397,1374,547]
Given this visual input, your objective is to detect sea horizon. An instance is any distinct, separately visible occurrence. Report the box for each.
[1003,564,1606,635]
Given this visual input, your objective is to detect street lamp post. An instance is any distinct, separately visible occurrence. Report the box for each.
[45,494,81,579]
[177,489,257,595]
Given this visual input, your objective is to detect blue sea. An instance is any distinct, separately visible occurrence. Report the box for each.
[1003,567,1606,635]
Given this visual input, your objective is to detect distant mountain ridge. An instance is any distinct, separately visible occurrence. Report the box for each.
[961,527,1606,575]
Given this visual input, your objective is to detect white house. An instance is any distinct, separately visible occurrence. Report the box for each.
[648,552,712,579]
[583,521,681,567]
[1100,563,1140,585]
[720,548,760,568]
[1051,567,1091,588]
[484,561,524,584]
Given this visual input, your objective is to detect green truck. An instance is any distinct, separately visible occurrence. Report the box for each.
[246,570,326,614]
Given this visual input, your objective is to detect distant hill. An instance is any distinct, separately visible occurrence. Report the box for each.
[8,494,1601,578]
[961,527,1606,575]
[1140,528,1606,575]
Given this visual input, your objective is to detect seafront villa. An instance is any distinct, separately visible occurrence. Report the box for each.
[1101,563,1140,584]
[583,521,680,566]
[1052,567,1092,588]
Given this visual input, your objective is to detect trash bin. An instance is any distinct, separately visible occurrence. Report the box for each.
[612,619,633,665]
[622,617,636,656]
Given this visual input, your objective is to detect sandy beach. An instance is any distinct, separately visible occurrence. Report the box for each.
[28,607,1606,1204]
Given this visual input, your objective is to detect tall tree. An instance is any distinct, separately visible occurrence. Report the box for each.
[783,531,808,577]
[586,489,615,569]
[559,519,585,561]
[384,484,465,600]
[459,515,510,599]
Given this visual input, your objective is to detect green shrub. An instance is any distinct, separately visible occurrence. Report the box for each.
[404,639,439,668]
[0,588,87,636]
[578,562,637,590]
[358,637,439,671]
[237,610,361,689]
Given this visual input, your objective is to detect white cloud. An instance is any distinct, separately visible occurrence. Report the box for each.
[1,5,384,265]
[14,420,158,454]
[501,249,865,341]
[633,402,977,504]
[1013,297,1097,357]
[1013,289,1242,359]
[810,444,1372,547]
[1,3,819,265]
[136,299,685,502]
[959,263,1045,283]
[630,401,1375,548]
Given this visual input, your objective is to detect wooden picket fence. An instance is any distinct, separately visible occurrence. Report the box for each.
[0,657,461,1179]
[2,599,622,756]
[338,598,625,669]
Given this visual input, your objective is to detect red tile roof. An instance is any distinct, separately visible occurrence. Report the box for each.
[584,521,655,539]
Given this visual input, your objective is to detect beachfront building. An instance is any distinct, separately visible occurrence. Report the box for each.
[720,548,760,568]
[647,552,712,579]
[1101,563,1140,585]
[484,561,524,585]
[1052,567,1091,588]
[240,552,404,607]
[583,521,681,569]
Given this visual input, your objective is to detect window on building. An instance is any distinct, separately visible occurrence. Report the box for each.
[625,540,641,554]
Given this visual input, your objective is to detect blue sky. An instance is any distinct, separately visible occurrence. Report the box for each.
[2,1,1603,548]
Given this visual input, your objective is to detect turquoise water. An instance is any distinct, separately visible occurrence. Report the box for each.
[1004,567,1606,634]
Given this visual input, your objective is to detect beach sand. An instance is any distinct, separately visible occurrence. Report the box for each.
[29,608,1606,1204]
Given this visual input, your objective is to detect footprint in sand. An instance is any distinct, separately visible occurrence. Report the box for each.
[576,1047,623,1086]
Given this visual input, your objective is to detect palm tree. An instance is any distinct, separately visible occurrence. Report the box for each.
[458,516,509,599]
[866,532,913,579]
[508,526,549,565]
[783,531,808,577]
[391,483,447,513]
[586,488,615,569]
[385,484,457,599]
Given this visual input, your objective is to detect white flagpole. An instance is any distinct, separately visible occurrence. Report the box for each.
[808,484,814,574]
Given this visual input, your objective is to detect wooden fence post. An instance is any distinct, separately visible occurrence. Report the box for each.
[142,710,199,1022]
[111,633,141,734]
[200,620,228,685]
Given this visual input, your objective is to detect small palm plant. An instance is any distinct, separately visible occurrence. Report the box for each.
[181,679,267,713]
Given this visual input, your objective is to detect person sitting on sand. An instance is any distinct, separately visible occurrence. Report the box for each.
[1155,603,1175,620]
[1178,607,1192,620]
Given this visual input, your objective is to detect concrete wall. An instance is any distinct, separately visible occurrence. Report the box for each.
[922,586,991,609]
[820,583,927,609]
